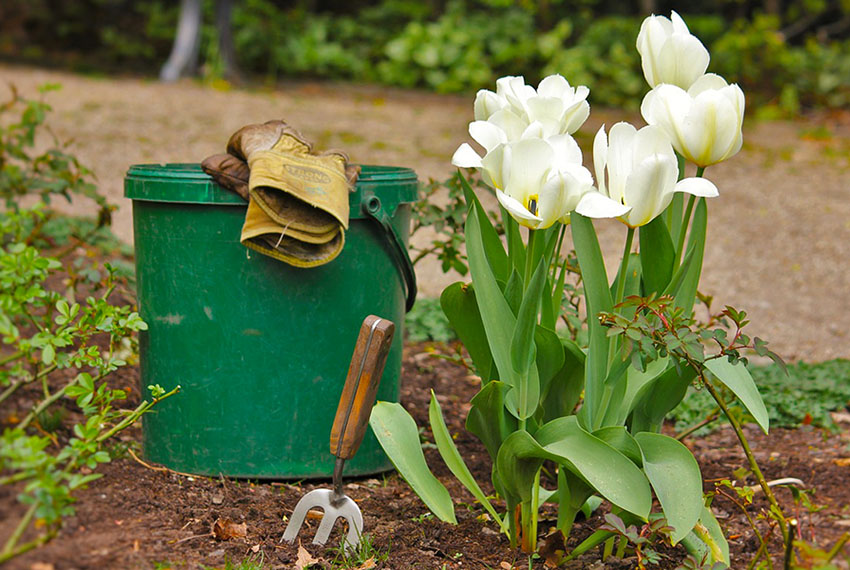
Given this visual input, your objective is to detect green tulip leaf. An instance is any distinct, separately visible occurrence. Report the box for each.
[673,197,707,316]
[370,402,457,523]
[571,213,612,430]
[538,337,584,424]
[640,215,675,295]
[496,431,548,504]
[504,269,523,315]
[704,357,770,434]
[680,506,730,567]
[511,257,548,375]
[627,363,695,433]
[465,205,520,399]
[535,416,652,519]
[440,282,496,383]
[466,381,518,461]
[458,173,509,283]
[634,432,703,544]
[429,391,505,530]
[592,426,642,466]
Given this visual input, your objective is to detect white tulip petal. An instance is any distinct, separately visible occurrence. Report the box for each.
[527,97,565,129]
[549,134,583,166]
[537,74,570,97]
[496,189,542,228]
[452,143,483,168]
[593,125,609,196]
[674,177,719,198]
[488,109,528,141]
[536,176,568,228]
[474,89,506,121]
[481,144,508,190]
[606,122,639,202]
[505,139,555,200]
[575,191,632,219]
[468,121,506,153]
[623,154,678,227]
[688,73,729,95]
[670,11,690,33]
[561,101,591,134]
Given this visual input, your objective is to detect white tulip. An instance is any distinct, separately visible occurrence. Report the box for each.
[470,137,605,230]
[454,75,591,170]
[580,122,718,228]
[637,11,710,90]
[472,75,590,136]
[641,73,745,167]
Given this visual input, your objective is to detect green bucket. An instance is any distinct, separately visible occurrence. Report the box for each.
[124,163,417,479]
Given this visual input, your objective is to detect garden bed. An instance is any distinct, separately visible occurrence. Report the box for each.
[3,342,849,570]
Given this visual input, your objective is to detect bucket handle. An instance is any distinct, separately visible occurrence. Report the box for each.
[361,193,417,312]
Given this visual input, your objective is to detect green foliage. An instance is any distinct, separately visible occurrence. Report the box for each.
[672,359,850,434]
[0,206,177,564]
[404,297,456,343]
[0,84,175,564]
[0,84,110,216]
[4,1,850,111]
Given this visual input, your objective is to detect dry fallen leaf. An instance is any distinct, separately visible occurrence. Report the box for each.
[211,518,247,541]
[355,557,377,570]
[29,563,55,570]
[834,458,850,467]
[295,544,323,570]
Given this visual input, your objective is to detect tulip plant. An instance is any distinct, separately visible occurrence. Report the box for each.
[371,12,764,566]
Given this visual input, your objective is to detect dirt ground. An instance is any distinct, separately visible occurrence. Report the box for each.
[2,63,849,362]
[4,342,850,570]
[2,64,850,569]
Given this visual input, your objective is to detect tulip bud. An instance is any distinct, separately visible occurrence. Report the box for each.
[641,74,745,167]
[637,11,710,90]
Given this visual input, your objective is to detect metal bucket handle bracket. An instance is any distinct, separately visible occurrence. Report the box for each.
[361,193,417,312]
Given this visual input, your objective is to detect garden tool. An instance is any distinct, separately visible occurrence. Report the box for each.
[201,119,360,267]
[282,315,395,551]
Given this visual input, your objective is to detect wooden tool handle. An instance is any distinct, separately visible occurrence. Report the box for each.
[330,315,395,460]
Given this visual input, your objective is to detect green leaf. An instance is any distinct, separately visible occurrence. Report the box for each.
[510,257,547,375]
[458,173,509,283]
[370,402,457,523]
[634,432,703,544]
[466,381,518,461]
[535,416,651,519]
[429,391,505,531]
[672,198,707,316]
[627,363,695,433]
[440,282,496,382]
[537,337,584,424]
[570,213,612,430]
[704,358,770,434]
[639,215,675,295]
[593,426,642,466]
[467,206,534,418]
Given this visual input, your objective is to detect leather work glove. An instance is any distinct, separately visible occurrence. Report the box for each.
[202,120,360,267]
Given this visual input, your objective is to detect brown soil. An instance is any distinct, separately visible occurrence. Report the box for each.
[1,65,850,569]
[3,341,850,570]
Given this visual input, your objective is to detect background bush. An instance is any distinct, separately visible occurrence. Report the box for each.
[1,0,849,111]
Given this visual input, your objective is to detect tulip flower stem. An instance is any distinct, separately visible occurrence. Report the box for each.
[613,227,635,308]
[609,227,635,368]
[673,195,697,272]
[524,229,538,291]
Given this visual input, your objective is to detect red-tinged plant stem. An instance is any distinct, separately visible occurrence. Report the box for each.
[701,371,792,568]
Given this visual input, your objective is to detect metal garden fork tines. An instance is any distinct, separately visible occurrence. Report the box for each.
[282,315,395,551]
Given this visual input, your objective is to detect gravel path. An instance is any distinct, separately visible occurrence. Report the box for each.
[3,63,849,362]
